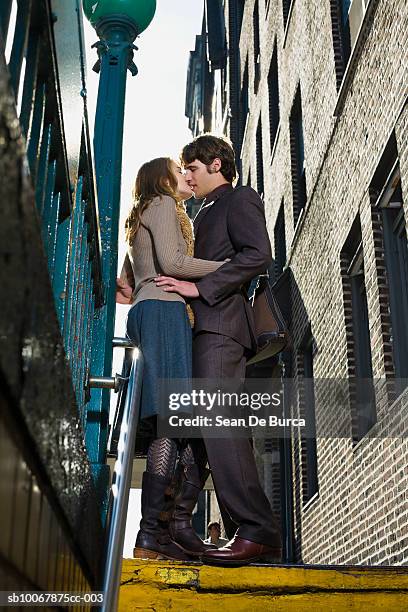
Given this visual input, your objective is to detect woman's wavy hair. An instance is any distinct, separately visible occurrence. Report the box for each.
[125,157,179,244]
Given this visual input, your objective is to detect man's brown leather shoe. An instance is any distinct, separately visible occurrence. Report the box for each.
[202,536,282,566]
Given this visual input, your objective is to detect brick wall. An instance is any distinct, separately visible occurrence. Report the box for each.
[226,0,408,565]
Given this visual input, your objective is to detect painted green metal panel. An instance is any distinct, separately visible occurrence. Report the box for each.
[78,260,92,424]
[67,196,86,391]
[64,179,83,356]
[53,214,71,331]
[35,123,53,214]
[86,21,133,464]
[19,26,40,137]
[51,0,88,186]
[1,0,107,587]
[0,0,13,39]
[73,225,88,408]
[26,82,45,179]
[8,0,32,98]
[47,193,62,281]
[41,158,57,229]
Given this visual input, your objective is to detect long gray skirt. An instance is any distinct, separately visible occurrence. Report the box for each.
[126,299,192,426]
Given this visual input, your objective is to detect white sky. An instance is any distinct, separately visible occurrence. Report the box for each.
[83,1,204,557]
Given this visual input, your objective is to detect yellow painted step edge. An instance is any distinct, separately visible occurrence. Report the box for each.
[121,559,408,592]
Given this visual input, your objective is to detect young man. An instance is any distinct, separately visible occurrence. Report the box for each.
[204,521,229,549]
[155,134,281,565]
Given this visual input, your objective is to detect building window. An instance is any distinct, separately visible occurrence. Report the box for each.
[347,0,369,48]
[382,199,408,379]
[263,438,282,519]
[274,201,286,279]
[282,0,294,29]
[268,41,280,154]
[221,66,227,110]
[206,0,228,71]
[256,118,264,198]
[300,334,318,504]
[236,0,245,33]
[228,1,244,166]
[253,0,261,94]
[330,0,369,89]
[240,59,249,148]
[371,133,408,385]
[289,87,306,228]
[341,217,376,441]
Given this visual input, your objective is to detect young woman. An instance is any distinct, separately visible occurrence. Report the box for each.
[116,157,225,560]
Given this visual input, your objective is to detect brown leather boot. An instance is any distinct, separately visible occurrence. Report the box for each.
[133,471,193,561]
[202,535,282,566]
[169,464,217,556]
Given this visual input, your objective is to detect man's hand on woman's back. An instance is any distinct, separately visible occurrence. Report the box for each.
[155,276,199,298]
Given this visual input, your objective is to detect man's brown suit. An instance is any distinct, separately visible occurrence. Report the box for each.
[191,183,281,546]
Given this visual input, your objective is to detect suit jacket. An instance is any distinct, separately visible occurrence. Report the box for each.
[192,183,272,350]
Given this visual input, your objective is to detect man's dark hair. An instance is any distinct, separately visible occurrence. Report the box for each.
[207,521,221,531]
[181,134,237,183]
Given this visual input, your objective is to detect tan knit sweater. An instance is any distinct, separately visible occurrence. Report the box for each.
[120,195,225,305]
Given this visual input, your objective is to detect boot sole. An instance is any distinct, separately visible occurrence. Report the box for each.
[202,550,282,567]
[133,547,187,561]
[133,548,180,561]
[202,557,281,567]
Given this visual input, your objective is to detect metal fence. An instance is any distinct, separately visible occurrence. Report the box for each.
[1,0,106,433]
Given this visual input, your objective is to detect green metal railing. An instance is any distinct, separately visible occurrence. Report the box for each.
[1,0,105,445]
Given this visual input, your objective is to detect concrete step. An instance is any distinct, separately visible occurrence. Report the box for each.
[119,559,408,611]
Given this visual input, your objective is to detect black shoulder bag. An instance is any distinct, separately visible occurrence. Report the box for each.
[246,273,290,365]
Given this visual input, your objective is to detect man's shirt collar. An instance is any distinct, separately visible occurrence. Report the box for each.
[194,183,234,226]
[203,183,233,205]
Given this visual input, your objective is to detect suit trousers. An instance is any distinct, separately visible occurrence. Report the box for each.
[192,331,281,546]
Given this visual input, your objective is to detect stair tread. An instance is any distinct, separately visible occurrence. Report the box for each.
[121,558,408,591]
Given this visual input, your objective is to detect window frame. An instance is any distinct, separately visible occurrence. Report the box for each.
[268,40,280,158]
[341,218,377,442]
[300,335,319,505]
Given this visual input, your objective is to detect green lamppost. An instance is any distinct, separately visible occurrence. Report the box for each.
[82,0,156,488]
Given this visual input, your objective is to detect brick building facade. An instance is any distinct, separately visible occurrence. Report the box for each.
[186,0,407,565]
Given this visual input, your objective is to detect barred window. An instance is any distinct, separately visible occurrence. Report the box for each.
[289,87,306,228]
[268,41,280,155]
[253,0,261,94]
[282,0,294,29]
[330,0,370,89]
[236,0,245,33]
[372,133,408,385]
[239,58,249,148]
[341,216,376,441]
[274,201,286,280]
[300,334,318,504]
[256,118,264,198]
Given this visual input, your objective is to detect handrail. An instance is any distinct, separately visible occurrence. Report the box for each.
[108,343,134,456]
[102,344,144,612]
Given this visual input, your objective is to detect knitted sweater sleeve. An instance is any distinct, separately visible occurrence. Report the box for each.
[144,196,225,279]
